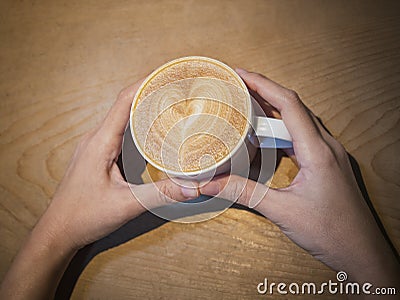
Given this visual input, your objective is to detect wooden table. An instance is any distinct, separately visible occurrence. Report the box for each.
[1,1,399,299]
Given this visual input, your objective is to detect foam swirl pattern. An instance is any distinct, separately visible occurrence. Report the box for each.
[132,77,249,172]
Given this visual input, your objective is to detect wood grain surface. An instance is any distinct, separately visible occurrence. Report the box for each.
[1,0,399,299]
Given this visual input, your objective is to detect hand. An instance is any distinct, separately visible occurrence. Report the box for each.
[41,80,197,251]
[0,79,196,299]
[199,69,400,288]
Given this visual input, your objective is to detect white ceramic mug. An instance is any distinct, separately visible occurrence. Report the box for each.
[130,56,292,180]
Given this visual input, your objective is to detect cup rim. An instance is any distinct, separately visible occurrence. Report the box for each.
[129,56,252,177]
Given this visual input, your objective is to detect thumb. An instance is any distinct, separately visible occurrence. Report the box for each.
[199,174,282,217]
[129,179,199,211]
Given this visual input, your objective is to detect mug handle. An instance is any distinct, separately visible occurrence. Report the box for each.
[251,116,293,148]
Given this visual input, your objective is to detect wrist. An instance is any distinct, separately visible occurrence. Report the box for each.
[31,210,79,257]
[0,210,78,300]
[346,246,399,287]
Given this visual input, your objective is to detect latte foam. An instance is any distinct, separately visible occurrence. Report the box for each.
[132,58,250,173]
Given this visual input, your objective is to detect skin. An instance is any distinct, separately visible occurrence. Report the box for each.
[0,80,197,299]
[199,69,400,298]
[1,70,399,299]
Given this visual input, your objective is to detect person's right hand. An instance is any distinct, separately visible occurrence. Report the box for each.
[199,69,400,290]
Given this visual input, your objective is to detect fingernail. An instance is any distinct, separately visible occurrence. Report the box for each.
[235,68,248,75]
[200,182,220,196]
[181,187,199,198]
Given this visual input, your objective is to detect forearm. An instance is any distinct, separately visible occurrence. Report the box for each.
[345,228,400,299]
[0,215,77,299]
[352,249,399,299]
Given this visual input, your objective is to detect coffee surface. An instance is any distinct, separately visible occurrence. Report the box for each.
[132,59,249,172]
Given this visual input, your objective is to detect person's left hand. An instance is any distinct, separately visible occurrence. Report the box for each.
[37,80,197,251]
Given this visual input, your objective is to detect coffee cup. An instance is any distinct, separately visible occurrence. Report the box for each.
[130,56,292,181]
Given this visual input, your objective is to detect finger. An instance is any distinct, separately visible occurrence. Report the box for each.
[129,179,199,211]
[236,69,324,166]
[249,90,281,118]
[305,110,348,165]
[100,79,145,143]
[199,174,281,215]
[309,112,343,149]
